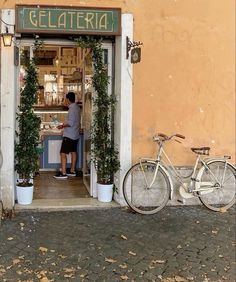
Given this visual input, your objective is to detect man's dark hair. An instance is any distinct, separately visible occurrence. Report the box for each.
[66,92,75,103]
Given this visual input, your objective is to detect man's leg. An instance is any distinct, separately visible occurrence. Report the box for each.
[54,138,68,179]
[70,152,77,173]
[61,152,67,175]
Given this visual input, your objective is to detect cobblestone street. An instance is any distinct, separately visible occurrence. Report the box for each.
[0,206,235,282]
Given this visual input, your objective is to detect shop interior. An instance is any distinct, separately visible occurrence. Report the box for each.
[19,44,93,199]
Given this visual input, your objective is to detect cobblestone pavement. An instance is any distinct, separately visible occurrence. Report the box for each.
[0,206,235,282]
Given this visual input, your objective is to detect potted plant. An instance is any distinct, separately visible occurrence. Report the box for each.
[15,43,41,205]
[77,37,120,202]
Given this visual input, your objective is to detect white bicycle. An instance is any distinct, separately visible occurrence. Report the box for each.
[123,133,236,215]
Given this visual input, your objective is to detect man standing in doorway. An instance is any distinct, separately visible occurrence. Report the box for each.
[54,92,80,179]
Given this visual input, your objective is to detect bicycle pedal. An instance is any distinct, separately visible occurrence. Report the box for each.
[177,199,184,204]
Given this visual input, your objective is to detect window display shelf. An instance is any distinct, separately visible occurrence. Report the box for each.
[34,106,68,111]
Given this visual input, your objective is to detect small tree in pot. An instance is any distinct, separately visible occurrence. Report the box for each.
[77,37,120,201]
[15,43,41,204]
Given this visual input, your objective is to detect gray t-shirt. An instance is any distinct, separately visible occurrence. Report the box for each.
[63,103,80,140]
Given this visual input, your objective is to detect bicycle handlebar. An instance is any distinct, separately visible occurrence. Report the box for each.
[175,134,185,139]
[153,133,185,142]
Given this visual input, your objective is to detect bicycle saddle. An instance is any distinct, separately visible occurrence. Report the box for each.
[191,147,210,155]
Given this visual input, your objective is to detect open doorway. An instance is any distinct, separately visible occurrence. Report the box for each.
[18,39,114,201]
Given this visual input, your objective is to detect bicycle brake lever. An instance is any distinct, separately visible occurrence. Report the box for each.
[174,139,182,143]
[176,134,185,139]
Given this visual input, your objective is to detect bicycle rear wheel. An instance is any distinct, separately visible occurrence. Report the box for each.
[123,162,171,214]
[198,161,235,211]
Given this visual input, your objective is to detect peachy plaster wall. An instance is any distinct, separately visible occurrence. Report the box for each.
[1,0,235,166]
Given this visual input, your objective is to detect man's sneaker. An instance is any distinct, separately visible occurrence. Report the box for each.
[53,172,68,179]
[67,171,76,177]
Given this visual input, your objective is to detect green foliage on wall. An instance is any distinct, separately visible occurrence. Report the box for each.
[15,43,42,186]
[76,36,120,184]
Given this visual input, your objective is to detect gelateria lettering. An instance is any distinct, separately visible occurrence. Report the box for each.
[29,10,108,30]
[16,6,121,35]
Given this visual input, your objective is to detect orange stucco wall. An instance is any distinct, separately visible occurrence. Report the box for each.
[1,0,235,165]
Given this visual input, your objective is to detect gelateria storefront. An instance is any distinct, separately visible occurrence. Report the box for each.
[0,5,133,210]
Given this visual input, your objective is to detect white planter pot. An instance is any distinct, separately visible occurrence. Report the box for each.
[16,185,34,205]
[97,183,113,202]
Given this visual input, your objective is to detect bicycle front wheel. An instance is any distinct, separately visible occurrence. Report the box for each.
[198,161,235,212]
[123,162,171,215]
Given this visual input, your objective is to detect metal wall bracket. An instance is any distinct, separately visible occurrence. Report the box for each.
[126,36,143,59]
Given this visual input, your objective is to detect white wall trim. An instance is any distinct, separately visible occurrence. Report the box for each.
[114,14,133,204]
[0,9,16,209]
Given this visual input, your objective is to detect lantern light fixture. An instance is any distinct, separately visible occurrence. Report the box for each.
[1,27,13,47]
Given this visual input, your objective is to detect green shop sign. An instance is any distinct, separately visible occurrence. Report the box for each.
[15,5,121,35]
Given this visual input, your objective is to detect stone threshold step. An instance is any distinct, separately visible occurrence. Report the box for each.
[15,198,120,212]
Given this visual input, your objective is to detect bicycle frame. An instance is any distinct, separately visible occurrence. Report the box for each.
[154,143,200,190]
[139,141,230,194]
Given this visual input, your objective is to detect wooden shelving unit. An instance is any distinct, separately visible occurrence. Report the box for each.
[33,45,90,108]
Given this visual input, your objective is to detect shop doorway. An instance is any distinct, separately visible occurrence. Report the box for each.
[17,39,114,201]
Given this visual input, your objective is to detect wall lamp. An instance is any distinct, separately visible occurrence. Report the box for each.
[1,27,13,47]
[126,36,143,62]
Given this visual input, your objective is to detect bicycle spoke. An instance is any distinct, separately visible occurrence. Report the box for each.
[223,173,235,185]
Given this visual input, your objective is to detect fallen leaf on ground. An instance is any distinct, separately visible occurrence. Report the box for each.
[39,247,48,253]
[219,208,227,213]
[64,273,74,278]
[120,275,129,280]
[64,267,75,273]
[212,230,218,234]
[20,223,25,227]
[121,235,128,240]
[37,270,48,278]
[23,268,33,274]
[40,277,51,282]
[153,259,165,264]
[7,237,14,241]
[175,276,188,282]
[12,258,21,265]
[105,257,117,263]
[0,268,6,274]
[58,254,67,259]
[128,251,136,256]
[119,264,127,269]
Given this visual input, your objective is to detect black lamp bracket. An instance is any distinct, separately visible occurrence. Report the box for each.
[126,36,143,59]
